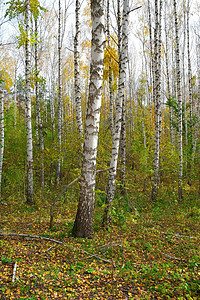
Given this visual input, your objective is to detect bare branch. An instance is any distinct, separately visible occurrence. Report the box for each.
[0,232,113,264]
[106,47,119,64]
[162,252,185,261]
[128,6,142,14]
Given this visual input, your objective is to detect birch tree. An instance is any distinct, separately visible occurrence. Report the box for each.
[164,1,174,145]
[74,0,83,137]
[106,0,114,136]
[72,0,105,238]
[174,0,183,200]
[25,0,34,204]
[0,89,4,202]
[103,0,129,224]
[56,0,62,184]
[35,16,44,188]
[151,0,162,202]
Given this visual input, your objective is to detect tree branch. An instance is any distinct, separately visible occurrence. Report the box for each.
[162,252,185,261]
[0,232,112,264]
[128,6,142,14]
[106,47,119,64]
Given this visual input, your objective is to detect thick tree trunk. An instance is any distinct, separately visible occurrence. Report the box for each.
[74,0,83,137]
[103,0,129,225]
[25,0,34,204]
[72,0,105,238]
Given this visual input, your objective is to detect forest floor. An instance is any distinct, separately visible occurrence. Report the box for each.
[0,187,200,299]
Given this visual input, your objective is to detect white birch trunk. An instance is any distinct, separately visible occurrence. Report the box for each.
[103,0,129,224]
[174,0,183,200]
[56,0,62,184]
[74,0,83,137]
[164,2,174,145]
[35,17,44,188]
[151,0,162,202]
[0,90,4,201]
[25,0,34,204]
[107,0,114,136]
[72,0,105,238]
[182,0,188,174]
[187,0,193,123]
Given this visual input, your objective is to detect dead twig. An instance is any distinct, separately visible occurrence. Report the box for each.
[0,232,112,264]
[161,231,194,239]
[162,252,185,261]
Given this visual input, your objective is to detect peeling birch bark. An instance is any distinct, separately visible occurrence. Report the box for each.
[72,0,105,238]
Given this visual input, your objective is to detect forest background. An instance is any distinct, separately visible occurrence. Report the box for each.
[0,0,200,299]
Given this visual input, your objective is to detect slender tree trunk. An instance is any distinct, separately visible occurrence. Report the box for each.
[35,17,44,188]
[147,0,153,104]
[174,0,183,200]
[151,0,162,202]
[72,0,105,238]
[50,78,55,135]
[119,93,126,193]
[164,2,174,144]
[74,0,83,137]
[187,0,193,124]
[0,90,4,201]
[56,0,62,184]
[25,0,34,204]
[142,118,147,191]
[103,0,129,225]
[107,0,114,136]
[14,64,17,126]
[197,44,200,197]
[182,0,188,176]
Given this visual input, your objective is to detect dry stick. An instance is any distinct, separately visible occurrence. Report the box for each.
[12,262,17,282]
[0,232,112,264]
[106,47,119,64]
[162,252,185,261]
[161,231,194,239]
[49,167,111,229]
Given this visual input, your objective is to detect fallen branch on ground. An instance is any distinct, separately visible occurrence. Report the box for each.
[0,232,112,264]
[161,231,194,239]
[162,252,185,261]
